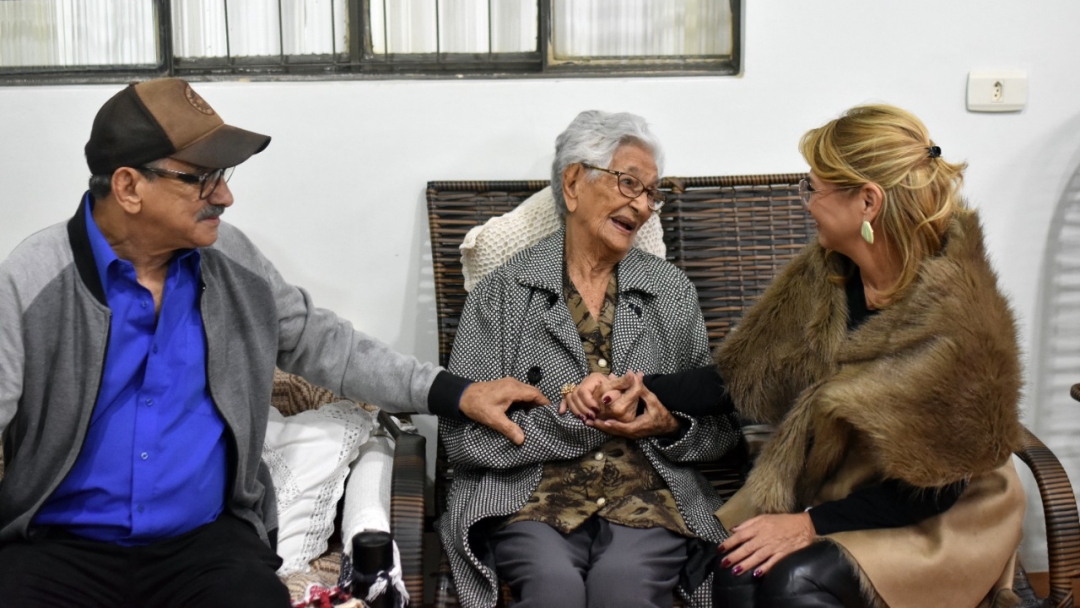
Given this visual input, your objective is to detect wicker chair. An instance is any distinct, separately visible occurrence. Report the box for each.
[270,369,427,604]
[426,176,1080,608]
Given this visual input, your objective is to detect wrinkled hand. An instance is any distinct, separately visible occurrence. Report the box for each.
[717,513,816,577]
[592,372,643,423]
[459,377,549,446]
[592,373,678,438]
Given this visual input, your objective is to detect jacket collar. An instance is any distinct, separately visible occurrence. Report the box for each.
[67,192,107,306]
[514,226,661,298]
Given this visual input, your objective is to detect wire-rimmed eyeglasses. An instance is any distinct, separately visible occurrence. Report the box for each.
[140,165,235,200]
[582,163,666,211]
[797,178,854,210]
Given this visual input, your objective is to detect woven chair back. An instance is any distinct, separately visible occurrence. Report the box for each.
[427,174,812,365]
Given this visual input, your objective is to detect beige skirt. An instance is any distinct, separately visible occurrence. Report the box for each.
[828,460,1025,608]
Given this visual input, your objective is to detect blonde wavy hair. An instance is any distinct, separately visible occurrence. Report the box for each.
[799,104,969,301]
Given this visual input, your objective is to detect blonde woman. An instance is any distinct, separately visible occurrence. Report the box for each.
[568,105,1026,607]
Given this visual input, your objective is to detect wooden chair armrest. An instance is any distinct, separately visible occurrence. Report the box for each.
[1014,425,1080,606]
[386,413,427,604]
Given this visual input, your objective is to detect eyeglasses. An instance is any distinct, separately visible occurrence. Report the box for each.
[797,178,852,210]
[581,163,666,211]
[140,165,234,200]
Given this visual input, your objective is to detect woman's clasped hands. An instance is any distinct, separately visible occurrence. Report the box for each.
[557,372,679,440]
[559,371,818,577]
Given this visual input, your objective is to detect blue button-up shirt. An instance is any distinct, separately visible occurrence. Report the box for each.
[33,194,228,544]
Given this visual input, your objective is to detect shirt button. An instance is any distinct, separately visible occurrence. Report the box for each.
[598,358,608,368]
[140,452,149,460]
[152,345,159,354]
[596,497,607,507]
[141,300,148,309]
[145,399,153,406]
[137,505,145,513]
[594,452,604,461]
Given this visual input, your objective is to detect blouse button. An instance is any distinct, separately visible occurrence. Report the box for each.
[594,452,604,461]
[596,497,607,507]
[597,358,608,368]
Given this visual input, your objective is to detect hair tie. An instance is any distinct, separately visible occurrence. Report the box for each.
[927,145,942,159]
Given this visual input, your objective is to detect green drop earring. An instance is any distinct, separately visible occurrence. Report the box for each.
[861,220,875,245]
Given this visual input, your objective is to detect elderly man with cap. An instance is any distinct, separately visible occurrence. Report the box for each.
[0,78,544,607]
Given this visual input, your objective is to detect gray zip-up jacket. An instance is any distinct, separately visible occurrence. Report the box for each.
[0,197,463,545]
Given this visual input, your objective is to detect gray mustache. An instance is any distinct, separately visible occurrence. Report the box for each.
[197,205,226,221]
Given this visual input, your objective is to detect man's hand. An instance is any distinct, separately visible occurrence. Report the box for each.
[459,378,549,446]
[717,513,816,578]
[593,373,678,438]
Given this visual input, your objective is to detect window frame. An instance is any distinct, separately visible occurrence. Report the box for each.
[0,0,742,85]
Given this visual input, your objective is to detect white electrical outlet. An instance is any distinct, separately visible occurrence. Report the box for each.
[967,70,1027,112]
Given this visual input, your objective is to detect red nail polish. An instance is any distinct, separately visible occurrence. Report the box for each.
[732,566,743,575]
[719,558,730,568]
[753,569,763,578]
[602,396,611,404]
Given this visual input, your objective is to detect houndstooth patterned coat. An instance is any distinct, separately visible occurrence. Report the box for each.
[436,229,740,608]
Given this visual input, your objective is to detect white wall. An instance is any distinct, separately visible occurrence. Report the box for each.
[3,0,1079,570]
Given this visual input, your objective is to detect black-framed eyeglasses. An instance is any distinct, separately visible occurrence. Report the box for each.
[798,178,853,210]
[139,165,234,200]
[581,163,666,211]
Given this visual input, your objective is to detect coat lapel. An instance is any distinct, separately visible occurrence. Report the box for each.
[516,229,588,372]
[611,248,659,374]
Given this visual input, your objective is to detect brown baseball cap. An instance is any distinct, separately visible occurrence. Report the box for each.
[85,78,270,175]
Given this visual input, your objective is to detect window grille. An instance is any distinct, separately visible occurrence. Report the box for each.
[0,0,740,83]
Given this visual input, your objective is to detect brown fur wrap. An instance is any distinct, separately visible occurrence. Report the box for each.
[715,209,1023,515]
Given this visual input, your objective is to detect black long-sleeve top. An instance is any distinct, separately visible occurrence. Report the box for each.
[643,267,966,535]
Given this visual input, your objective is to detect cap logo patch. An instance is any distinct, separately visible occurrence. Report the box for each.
[184,85,215,115]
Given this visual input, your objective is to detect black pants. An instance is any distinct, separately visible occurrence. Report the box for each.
[0,512,291,608]
[714,542,867,608]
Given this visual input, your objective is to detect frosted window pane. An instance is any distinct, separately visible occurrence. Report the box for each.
[0,0,158,67]
[172,0,346,59]
[172,0,227,58]
[371,0,436,55]
[439,0,488,53]
[552,0,731,58]
[279,0,346,55]
[491,1,537,53]
[370,0,534,55]
[227,1,281,57]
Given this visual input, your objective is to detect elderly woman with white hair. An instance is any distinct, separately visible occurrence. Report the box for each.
[436,110,741,608]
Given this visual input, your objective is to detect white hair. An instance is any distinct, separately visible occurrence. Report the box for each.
[551,110,664,216]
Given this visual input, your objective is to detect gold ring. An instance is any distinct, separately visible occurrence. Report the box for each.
[560,383,578,397]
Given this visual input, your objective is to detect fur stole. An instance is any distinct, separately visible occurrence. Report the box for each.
[715,209,1023,514]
